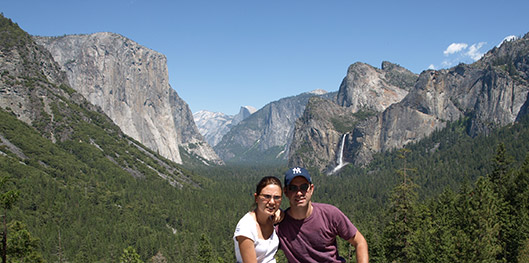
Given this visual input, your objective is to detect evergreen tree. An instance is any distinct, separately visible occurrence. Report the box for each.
[198,233,214,263]
[507,154,529,262]
[383,148,418,262]
[120,246,143,263]
[518,239,529,263]
[6,221,44,263]
[462,177,504,262]
[489,143,513,197]
[0,176,18,263]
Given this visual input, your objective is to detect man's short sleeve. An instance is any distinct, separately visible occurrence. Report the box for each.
[329,205,357,241]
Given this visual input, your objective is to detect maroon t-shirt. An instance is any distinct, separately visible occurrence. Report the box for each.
[276,202,357,263]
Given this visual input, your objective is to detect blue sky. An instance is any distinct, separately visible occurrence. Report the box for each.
[3,1,529,115]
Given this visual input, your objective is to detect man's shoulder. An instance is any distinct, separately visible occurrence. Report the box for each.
[312,202,347,217]
[312,202,340,210]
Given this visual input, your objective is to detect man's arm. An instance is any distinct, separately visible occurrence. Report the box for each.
[347,230,369,263]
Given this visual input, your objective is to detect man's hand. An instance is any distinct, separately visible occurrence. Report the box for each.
[271,208,284,225]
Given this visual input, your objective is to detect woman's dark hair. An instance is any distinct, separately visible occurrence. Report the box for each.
[255,176,283,195]
[250,176,283,210]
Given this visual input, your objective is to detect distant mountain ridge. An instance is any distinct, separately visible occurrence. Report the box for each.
[289,33,529,172]
[211,34,529,171]
[193,106,256,147]
[22,19,528,172]
[34,32,222,165]
[212,90,336,164]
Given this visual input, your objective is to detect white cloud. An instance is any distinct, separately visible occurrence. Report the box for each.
[444,43,468,56]
[428,64,436,70]
[441,60,453,68]
[466,42,486,61]
[438,41,488,69]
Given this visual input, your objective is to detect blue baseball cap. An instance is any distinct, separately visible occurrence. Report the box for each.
[284,167,312,186]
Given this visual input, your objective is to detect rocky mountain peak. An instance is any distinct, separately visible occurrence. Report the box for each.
[233,106,257,124]
[194,106,256,147]
[289,34,529,172]
[335,61,417,113]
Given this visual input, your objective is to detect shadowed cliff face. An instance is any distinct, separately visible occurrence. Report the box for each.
[34,33,222,165]
[213,91,336,164]
[290,34,529,171]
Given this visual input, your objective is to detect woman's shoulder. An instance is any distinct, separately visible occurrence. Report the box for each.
[234,211,258,240]
[236,211,256,225]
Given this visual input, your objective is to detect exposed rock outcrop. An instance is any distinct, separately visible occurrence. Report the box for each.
[0,15,199,187]
[288,96,358,171]
[34,33,222,165]
[349,36,529,165]
[289,33,529,171]
[193,106,256,147]
[214,90,336,164]
[336,61,416,111]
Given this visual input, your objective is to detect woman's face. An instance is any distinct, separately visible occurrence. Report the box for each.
[254,184,282,216]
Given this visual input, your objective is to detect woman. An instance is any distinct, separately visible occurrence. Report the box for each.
[233,176,283,263]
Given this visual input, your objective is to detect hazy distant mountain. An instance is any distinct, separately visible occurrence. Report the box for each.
[193,106,257,147]
[213,90,336,164]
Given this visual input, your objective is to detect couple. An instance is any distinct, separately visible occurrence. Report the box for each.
[233,167,369,263]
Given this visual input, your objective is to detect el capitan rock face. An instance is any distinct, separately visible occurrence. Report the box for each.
[35,33,222,165]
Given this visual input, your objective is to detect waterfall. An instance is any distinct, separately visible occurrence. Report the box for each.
[330,133,348,174]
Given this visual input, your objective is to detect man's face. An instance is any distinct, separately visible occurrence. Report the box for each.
[285,176,313,208]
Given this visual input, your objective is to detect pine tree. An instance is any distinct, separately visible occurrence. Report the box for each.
[120,246,143,263]
[489,143,513,197]
[518,239,529,263]
[0,175,18,263]
[6,221,44,262]
[463,177,504,262]
[383,148,418,262]
[198,233,214,263]
[508,154,529,262]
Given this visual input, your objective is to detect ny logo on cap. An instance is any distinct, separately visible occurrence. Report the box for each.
[292,167,302,174]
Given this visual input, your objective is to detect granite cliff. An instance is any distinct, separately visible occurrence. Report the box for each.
[193,106,256,147]
[289,33,529,172]
[289,62,418,172]
[0,15,199,187]
[214,90,335,164]
[34,33,222,165]
[336,61,416,111]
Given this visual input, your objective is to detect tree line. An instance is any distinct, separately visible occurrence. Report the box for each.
[1,110,529,262]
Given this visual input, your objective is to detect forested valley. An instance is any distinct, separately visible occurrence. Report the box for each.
[2,106,529,262]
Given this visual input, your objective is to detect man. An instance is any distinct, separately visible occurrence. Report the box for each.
[276,167,369,263]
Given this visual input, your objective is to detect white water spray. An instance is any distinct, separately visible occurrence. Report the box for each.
[330,133,349,174]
